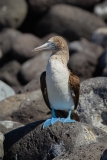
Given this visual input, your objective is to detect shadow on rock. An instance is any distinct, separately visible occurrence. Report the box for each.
[100,149,107,160]
[4,120,44,159]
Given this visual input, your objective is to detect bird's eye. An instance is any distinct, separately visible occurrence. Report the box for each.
[52,43,55,46]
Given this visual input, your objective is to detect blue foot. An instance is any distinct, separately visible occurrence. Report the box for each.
[51,117,60,125]
[43,109,76,129]
[43,118,51,129]
[43,109,60,129]
[62,109,76,123]
[63,118,75,123]
[59,118,66,122]
[43,118,60,129]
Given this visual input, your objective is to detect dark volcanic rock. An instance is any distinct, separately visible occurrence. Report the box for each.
[0,72,20,88]
[94,0,107,20]
[4,122,107,160]
[17,78,40,94]
[69,38,103,57]
[78,77,107,133]
[0,89,50,124]
[5,61,20,75]
[29,0,100,15]
[0,28,21,55]
[98,49,107,72]
[0,0,28,28]
[102,67,107,77]
[0,49,2,59]
[36,4,106,40]
[68,39,104,81]
[19,51,51,83]
[12,33,42,62]
[69,52,96,81]
[0,60,21,86]
[92,27,107,47]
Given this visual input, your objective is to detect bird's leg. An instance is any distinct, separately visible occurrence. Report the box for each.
[51,108,60,124]
[63,109,75,123]
[52,108,57,118]
[43,108,60,129]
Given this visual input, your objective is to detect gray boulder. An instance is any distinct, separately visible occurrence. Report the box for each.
[69,38,103,57]
[0,28,21,55]
[36,4,106,41]
[78,77,107,133]
[0,49,2,59]
[3,122,107,160]
[92,27,107,47]
[29,0,101,15]
[19,51,51,83]
[0,120,24,134]
[69,52,96,81]
[17,78,40,94]
[0,0,28,28]
[0,81,15,101]
[12,33,42,62]
[0,89,50,124]
[68,38,104,81]
[0,60,21,87]
[94,0,107,20]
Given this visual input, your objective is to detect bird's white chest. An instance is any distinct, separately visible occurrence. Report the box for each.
[46,58,74,110]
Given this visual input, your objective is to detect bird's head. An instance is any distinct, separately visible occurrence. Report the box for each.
[32,36,68,52]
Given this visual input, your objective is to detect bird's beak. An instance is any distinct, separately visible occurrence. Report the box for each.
[32,42,52,52]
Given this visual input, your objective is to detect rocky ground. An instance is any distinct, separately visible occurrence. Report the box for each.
[0,0,107,159]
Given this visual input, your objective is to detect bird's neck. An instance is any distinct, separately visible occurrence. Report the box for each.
[50,50,69,66]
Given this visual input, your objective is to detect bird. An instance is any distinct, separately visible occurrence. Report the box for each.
[32,36,80,128]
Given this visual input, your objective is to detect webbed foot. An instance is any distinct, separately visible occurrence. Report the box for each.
[61,109,75,123]
[43,118,51,129]
[51,117,60,124]
[63,118,75,123]
[43,117,60,129]
[59,118,65,122]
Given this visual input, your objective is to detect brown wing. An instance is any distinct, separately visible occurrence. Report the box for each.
[40,71,51,110]
[40,71,80,121]
[69,71,80,110]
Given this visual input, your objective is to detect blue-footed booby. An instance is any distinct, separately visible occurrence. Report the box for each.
[32,36,80,128]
